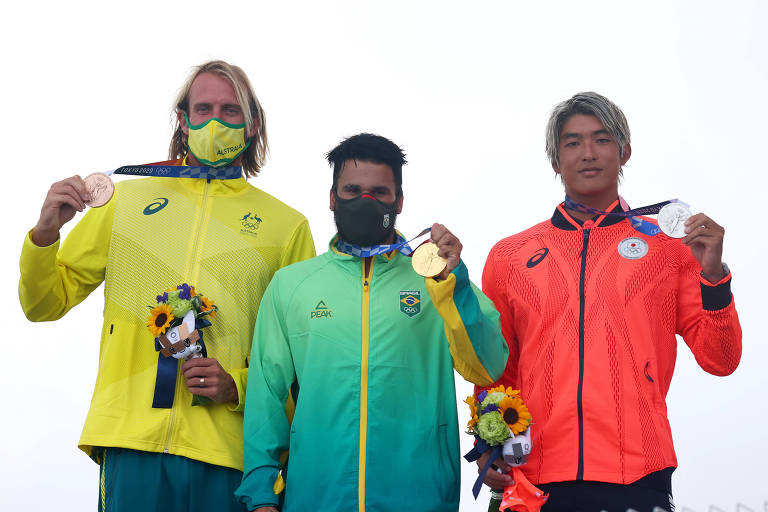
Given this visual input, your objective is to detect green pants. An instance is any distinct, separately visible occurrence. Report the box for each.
[98,448,246,512]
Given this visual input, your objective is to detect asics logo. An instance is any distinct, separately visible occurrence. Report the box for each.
[526,248,549,268]
[143,198,169,215]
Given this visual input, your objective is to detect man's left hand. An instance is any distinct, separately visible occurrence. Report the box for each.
[683,212,726,283]
[431,223,462,280]
[182,357,238,404]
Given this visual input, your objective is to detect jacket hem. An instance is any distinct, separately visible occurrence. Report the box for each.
[78,437,243,471]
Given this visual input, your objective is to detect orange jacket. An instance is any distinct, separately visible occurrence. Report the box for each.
[480,201,741,486]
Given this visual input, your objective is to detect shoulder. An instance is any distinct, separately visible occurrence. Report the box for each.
[272,252,334,285]
[241,184,308,224]
[488,219,552,260]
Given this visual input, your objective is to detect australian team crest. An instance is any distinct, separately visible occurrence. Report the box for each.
[399,290,421,317]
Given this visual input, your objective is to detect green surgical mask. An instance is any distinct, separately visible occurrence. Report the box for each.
[184,114,250,167]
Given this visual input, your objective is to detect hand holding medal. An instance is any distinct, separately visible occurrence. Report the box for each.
[682,211,727,283]
[411,223,461,279]
[565,196,727,283]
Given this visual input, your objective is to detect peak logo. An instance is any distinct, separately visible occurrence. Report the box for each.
[526,248,549,268]
[143,198,169,215]
[310,300,332,319]
[240,211,263,237]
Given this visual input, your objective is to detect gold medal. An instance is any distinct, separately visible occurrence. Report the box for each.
[411,242,447,277]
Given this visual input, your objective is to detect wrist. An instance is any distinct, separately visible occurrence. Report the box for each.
[30,226,59,247]
[701,262,729,284]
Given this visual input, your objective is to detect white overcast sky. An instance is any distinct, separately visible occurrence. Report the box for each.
[3,1,766,510]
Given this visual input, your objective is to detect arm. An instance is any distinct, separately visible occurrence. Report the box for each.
[224,218,314,412]
[279,219,316,268]
[426,261,509,385]
[234,279,295,510]
[676,261,741,375]
[426,224,508,385]
[473,244,521,489]
[19,184,114,321]
[677,213,742,375]
[476,243,521,394]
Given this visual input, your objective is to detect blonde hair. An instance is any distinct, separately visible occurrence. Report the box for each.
[545,91,630,168]
[169,60,268,178]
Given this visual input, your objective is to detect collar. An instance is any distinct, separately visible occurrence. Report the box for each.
[551,199,627,231]
[164,156,250,197]
[329,233,401,261]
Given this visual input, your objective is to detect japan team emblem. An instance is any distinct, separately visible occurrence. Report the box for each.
[618,237,649,260]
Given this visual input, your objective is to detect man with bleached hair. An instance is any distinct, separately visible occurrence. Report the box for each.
[19,60,315,511]
[477,92,741,511]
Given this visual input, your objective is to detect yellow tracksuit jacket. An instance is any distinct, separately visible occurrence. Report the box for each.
[19,174,315,470]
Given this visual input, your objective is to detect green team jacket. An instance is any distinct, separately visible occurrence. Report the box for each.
[235,238,509,511]
[19,174,315,470]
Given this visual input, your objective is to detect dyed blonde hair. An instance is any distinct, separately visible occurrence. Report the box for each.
[545,91,630,168]
[169,60,268,178]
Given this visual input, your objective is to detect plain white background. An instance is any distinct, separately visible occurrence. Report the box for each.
[2,1,766,510]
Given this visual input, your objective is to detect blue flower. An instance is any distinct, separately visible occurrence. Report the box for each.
[481,403,499,415]
[477,390,488,403]
[156,292,168,303]
[177,283,191,300]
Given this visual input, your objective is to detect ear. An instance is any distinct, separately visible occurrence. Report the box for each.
[178,111,189,136]
[620,143,632,165]
[329,187,336,211]
[247,116,260,139]
[396,193,404,214]
[551,160,561,175]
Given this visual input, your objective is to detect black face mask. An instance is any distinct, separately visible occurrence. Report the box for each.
[333,192,398,247]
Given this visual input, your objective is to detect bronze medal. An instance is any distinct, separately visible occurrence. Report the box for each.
[84,172,114,208]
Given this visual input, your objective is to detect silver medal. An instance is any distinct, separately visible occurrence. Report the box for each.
[657,203,691,238]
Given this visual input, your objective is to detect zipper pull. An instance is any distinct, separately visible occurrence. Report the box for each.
[644,361,654,383]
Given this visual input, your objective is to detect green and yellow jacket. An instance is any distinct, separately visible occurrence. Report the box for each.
[19,173,315,470]
[235,238,508,511]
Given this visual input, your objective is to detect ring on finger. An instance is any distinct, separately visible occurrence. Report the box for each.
[200,377,205,386]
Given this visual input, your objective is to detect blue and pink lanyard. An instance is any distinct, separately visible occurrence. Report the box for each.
[563,195,688,236]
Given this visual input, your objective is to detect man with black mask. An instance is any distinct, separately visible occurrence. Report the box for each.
[235,133,509,512]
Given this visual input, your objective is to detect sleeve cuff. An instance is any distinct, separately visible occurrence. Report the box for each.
[700,272,733,311]
[24,229,60,250]
[432,260,468,285]
[226,367,248,412]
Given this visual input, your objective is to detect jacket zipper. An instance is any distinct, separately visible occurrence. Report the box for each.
[162,179,211,453]
[576,226,591,480]
[358,257,373,512]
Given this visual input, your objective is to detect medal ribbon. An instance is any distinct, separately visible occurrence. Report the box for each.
[335,227,431,258]
[464,437,504,499]
[564,195,688,236]
[107,164,242,180]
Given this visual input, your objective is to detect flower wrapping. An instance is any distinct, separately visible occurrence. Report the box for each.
[147,283,218,407]
[463,385,548,511]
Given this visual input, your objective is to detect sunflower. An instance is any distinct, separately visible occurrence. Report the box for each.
[498,396,532,435]
[464,396,479,429]
[201,296,217,317]
[148,303,174,337]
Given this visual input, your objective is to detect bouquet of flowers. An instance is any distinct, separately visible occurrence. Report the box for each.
[464,385,547,512]
[147,283,217,406]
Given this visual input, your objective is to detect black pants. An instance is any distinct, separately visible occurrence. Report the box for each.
[535,476,674,512]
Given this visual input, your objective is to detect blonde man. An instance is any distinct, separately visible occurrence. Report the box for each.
[19,60,315,512]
